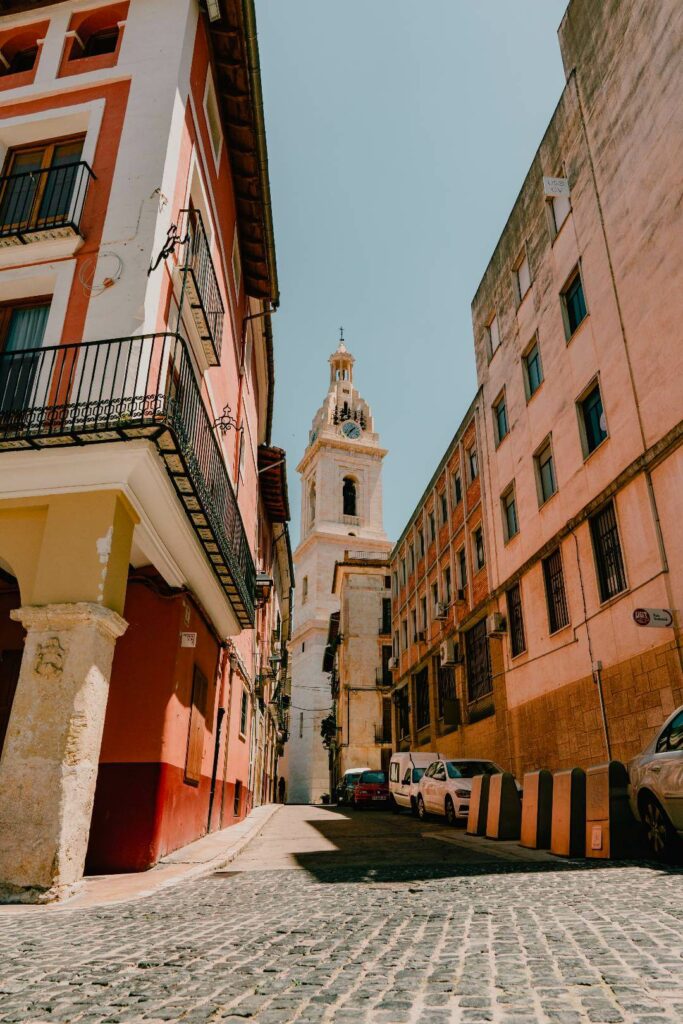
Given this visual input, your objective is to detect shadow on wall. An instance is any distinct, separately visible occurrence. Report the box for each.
[288,808,680,885]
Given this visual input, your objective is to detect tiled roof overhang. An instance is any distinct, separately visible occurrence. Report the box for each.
[258,444,290,523]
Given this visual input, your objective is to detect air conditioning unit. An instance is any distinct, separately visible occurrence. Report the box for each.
[389,656,399,670]
[436,602,449,620]
[486,612,507,636]
[439,638,461,666]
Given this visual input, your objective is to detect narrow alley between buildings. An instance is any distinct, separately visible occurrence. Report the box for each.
[1,806,681,1024]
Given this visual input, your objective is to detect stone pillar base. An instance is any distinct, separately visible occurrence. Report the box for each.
[0,603,127,903]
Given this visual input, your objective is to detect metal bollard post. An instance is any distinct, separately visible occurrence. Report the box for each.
[585,760,639,859]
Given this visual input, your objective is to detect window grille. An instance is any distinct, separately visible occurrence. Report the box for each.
[507,583,526,657]
[543,548,569,633]
[465,618,492,702]
[398,687,410,738]
[437,663,456,718]
[590,501,627,602]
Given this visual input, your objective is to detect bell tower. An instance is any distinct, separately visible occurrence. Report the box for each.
[285,337,391,804]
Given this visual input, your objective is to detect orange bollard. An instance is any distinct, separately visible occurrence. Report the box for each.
[486,772,521,840]
[550,767,586,857]
[520,769,553,849]
[466,773,490,835]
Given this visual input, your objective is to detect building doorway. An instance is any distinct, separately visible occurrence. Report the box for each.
[0,569,24,757]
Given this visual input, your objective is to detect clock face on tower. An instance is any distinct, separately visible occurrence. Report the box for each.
[341,421,362,440]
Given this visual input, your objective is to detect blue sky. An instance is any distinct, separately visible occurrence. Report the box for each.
[257,0,569,544]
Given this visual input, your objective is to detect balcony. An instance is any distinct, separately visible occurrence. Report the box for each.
[178,208,224,366]
[375,667,393,688]
[0,332,255,626]
[0,161,94,250]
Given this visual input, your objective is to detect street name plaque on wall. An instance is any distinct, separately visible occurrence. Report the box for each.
[632,608,673,628]
[180,631,198,647]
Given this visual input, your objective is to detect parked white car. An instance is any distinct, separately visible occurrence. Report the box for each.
[628,704,683,859]
[388,752,435,814]
[416,758,506,825]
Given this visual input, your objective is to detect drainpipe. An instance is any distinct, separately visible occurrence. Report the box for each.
[207,706,226,830]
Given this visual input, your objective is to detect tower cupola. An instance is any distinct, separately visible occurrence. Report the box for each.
[329,336,355,385]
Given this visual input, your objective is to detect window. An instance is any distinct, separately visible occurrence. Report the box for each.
[184,666,208,785]
[543,548,570,633]
[417,528,425,558]
[440,491,448,525]
[342,477,357,517]
[301,642,305,653]
[443,567,452,605]
[381,598,392,634]
[401,619,408,651]
[506,583,526,657]
[392,571,398,596]
[239,688,249,736]
[473,527,485,571]
[381,648,392,688]
[465,618,492,703]
[590,501,627,602]
[437,662,456,719]
[431,582,439,615]
[549,190,571,236]
[514,249,531,304]
[233,779,242,816]
[578,381,608,457]
[0,300,50,415]
[302,576,308,605]
[81,26,119,57]
[420,595,427,630]
[655,709,683,753]
[414,668,430,730]
[231,230,242,293]
[468,448,479,482]
[458,547,467,589]
[411,609,417,641]
[309,482,316,525]
[397,687,410,738]
[501,485,519,542]
[493,392,509,445]
[487,314,501,357]
[453,470,462,505]
[562,268,587,338]
[0,138,85,236]
[408,543,414,573]
[2,44,38,76]
[204,73,223,165]
[401,558,406,585]
[535,437,557,505]
[523,337,543,400]
[393,630,399,658]
[428,511,436,544]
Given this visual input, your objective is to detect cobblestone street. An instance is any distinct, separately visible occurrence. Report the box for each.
[1,806,682,1024]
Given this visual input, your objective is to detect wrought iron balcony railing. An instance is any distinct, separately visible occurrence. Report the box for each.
[178,208,225,365]
[0,161,95,245]
[0,332,255,626]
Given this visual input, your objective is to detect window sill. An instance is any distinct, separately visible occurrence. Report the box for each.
[550,211,571,247]
[515,284,532,312]
[509,647,527,662]
[238,732,246,742]
[503,531,520,547]
[596,585,629,611]
[525,381,544,405]
[494,431,509,450]
[537,490,558,511]
[548,621,572,639]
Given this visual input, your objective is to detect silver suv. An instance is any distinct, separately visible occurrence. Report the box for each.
[628,705,683,859]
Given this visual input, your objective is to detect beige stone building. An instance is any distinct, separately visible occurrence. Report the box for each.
[284,340,391,803]
[326,555,393,787]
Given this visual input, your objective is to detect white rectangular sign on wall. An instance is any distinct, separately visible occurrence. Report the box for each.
[180,631,198,648]
[543,176,570,197]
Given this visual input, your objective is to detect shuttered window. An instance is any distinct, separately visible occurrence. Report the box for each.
[465,618,492,703]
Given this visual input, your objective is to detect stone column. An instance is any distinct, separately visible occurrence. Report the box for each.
[0,603,127,904]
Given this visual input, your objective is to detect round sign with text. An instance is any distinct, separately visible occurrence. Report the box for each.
[633,608,651,626]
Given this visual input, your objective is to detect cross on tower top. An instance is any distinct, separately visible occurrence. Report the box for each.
[339,326,344,342]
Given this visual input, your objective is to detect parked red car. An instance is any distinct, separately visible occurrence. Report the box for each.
[354,769,390,808]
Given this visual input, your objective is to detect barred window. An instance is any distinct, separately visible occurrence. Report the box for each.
[543,548,570,633]
[414,667,430,730]
[506,583,526,657]
[590,501,627,602]
[397,687,410,738]
[437,662,456,719]
[465,618,492,703]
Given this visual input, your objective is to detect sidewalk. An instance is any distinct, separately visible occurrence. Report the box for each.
[0,802,282,915]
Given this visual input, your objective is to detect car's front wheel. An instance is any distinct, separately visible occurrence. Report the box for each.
[642,796,677,860]
[445,796,456,826]
[417,795,427,821]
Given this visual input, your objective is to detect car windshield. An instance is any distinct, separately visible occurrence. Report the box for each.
[345,773,362,786]
[360,771,387,784]
[446,761,501,779]
[412,768,425,783]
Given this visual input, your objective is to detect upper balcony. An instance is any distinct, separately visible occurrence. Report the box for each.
[177,208,225,367]
[0,331,255,627]
[0,161,95,260]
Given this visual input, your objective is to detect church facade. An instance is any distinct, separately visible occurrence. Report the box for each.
[286,341,391,803]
